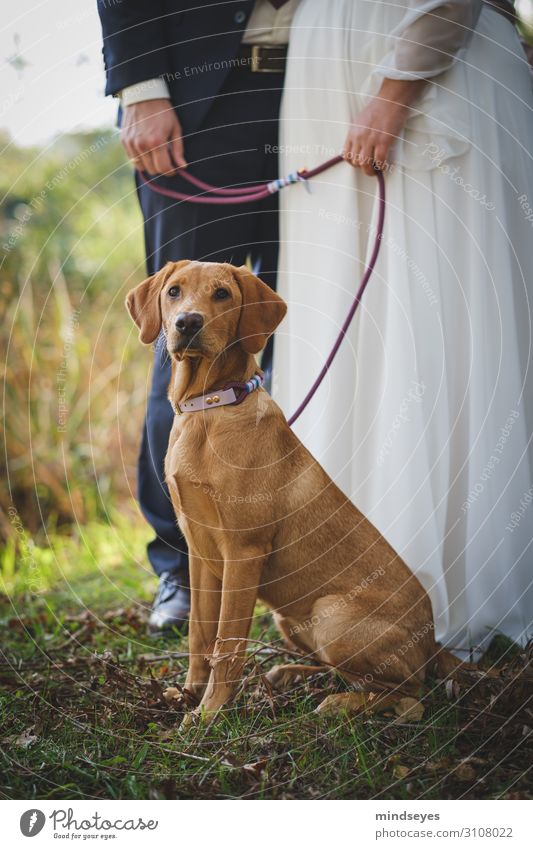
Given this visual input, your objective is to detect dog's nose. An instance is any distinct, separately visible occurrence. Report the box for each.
[175,312,204,335]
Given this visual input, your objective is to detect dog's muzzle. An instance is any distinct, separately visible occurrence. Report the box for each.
[174,312,204,350]
[175,312,204,335]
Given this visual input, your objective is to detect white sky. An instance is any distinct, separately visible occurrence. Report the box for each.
[1,0,116,146]
[1,0,533,148]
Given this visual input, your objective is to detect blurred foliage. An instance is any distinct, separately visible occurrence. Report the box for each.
[519,0,533,42]
[0,7,532,541]
[0,129,149,539]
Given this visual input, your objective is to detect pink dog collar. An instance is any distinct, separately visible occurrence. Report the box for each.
[175,374,263,415]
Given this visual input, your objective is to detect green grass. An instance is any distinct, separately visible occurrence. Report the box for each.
[1,516,532,800]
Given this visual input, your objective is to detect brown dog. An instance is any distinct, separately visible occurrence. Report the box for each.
[126,260,438,721]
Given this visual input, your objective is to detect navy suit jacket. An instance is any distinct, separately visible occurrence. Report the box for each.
[97,1,258,133]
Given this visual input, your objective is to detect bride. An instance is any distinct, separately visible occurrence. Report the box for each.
[274,0,533,655]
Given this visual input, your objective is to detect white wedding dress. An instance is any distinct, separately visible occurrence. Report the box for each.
[274,0,533,654]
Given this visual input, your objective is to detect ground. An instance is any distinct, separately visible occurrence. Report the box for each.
[1,516,532,800]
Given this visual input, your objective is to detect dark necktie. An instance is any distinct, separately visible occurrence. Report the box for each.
[269,0,291,8]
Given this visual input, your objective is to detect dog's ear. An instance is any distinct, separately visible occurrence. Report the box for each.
[233,266,287,354]
[125,261,189,344]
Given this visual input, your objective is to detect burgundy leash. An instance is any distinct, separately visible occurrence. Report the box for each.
[139,158,386,425]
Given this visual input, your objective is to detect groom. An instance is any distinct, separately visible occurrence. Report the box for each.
[97,1,299,632]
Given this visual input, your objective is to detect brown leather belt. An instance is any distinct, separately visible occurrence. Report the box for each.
[237,44,288,73]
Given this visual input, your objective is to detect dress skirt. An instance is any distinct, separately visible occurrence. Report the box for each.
[274,0,533,653]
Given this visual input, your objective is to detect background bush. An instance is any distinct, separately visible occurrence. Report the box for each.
[0,129,148,539]
[1,11,532,542]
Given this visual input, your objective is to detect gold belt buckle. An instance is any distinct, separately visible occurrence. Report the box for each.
[251,44,282,74]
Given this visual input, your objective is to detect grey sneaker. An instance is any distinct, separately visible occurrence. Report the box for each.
[148,571,190,635]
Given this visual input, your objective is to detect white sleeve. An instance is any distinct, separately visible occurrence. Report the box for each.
[120,78,171,106]
[379,0,484,80]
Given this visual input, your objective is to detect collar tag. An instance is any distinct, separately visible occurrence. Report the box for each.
[176,374,263,415]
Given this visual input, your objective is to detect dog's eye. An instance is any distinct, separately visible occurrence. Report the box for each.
[214,288,230,300]
[167,286,180,298]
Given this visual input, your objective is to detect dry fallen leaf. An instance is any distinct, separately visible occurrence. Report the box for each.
[243,758,268,779]
[163,686,181,705]
[315,691,398,717]
[393,764,410,779]
[393,697,425,723]
[454,761,476,781]
[315,692,374,716]
[9,728,39,749]
[445,678,461,699]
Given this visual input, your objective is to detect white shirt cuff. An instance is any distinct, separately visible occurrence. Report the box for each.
[120,78,171,107]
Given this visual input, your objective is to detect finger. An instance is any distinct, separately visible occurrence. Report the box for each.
[355,136,370,169]
[373,142,390,173]
[341,139,353,163]
[342,129,356,166]
[152,142,176,175]
[130,136,157,175]
[170,133,187,169]
[142,153,159,176]
[342,145,356,165]
[344,141,361,169]
[120,129,130,156]
[127,147,144,173]
[135,146,157,176]
[360,144,376,176]
[121,130,136,164]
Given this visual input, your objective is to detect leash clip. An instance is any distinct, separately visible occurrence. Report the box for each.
[298,167,312,194]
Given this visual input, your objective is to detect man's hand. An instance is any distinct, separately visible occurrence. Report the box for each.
[343,78,426,176]
[121,98,187,175]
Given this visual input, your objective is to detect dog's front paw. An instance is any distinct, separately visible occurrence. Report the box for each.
[179,704,222,730]
[264,664,299,692]
[179,709,201,731]
[182,676,207,702]
[265,663,325,692]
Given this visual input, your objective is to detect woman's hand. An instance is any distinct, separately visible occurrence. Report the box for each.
[343,78,427,175]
